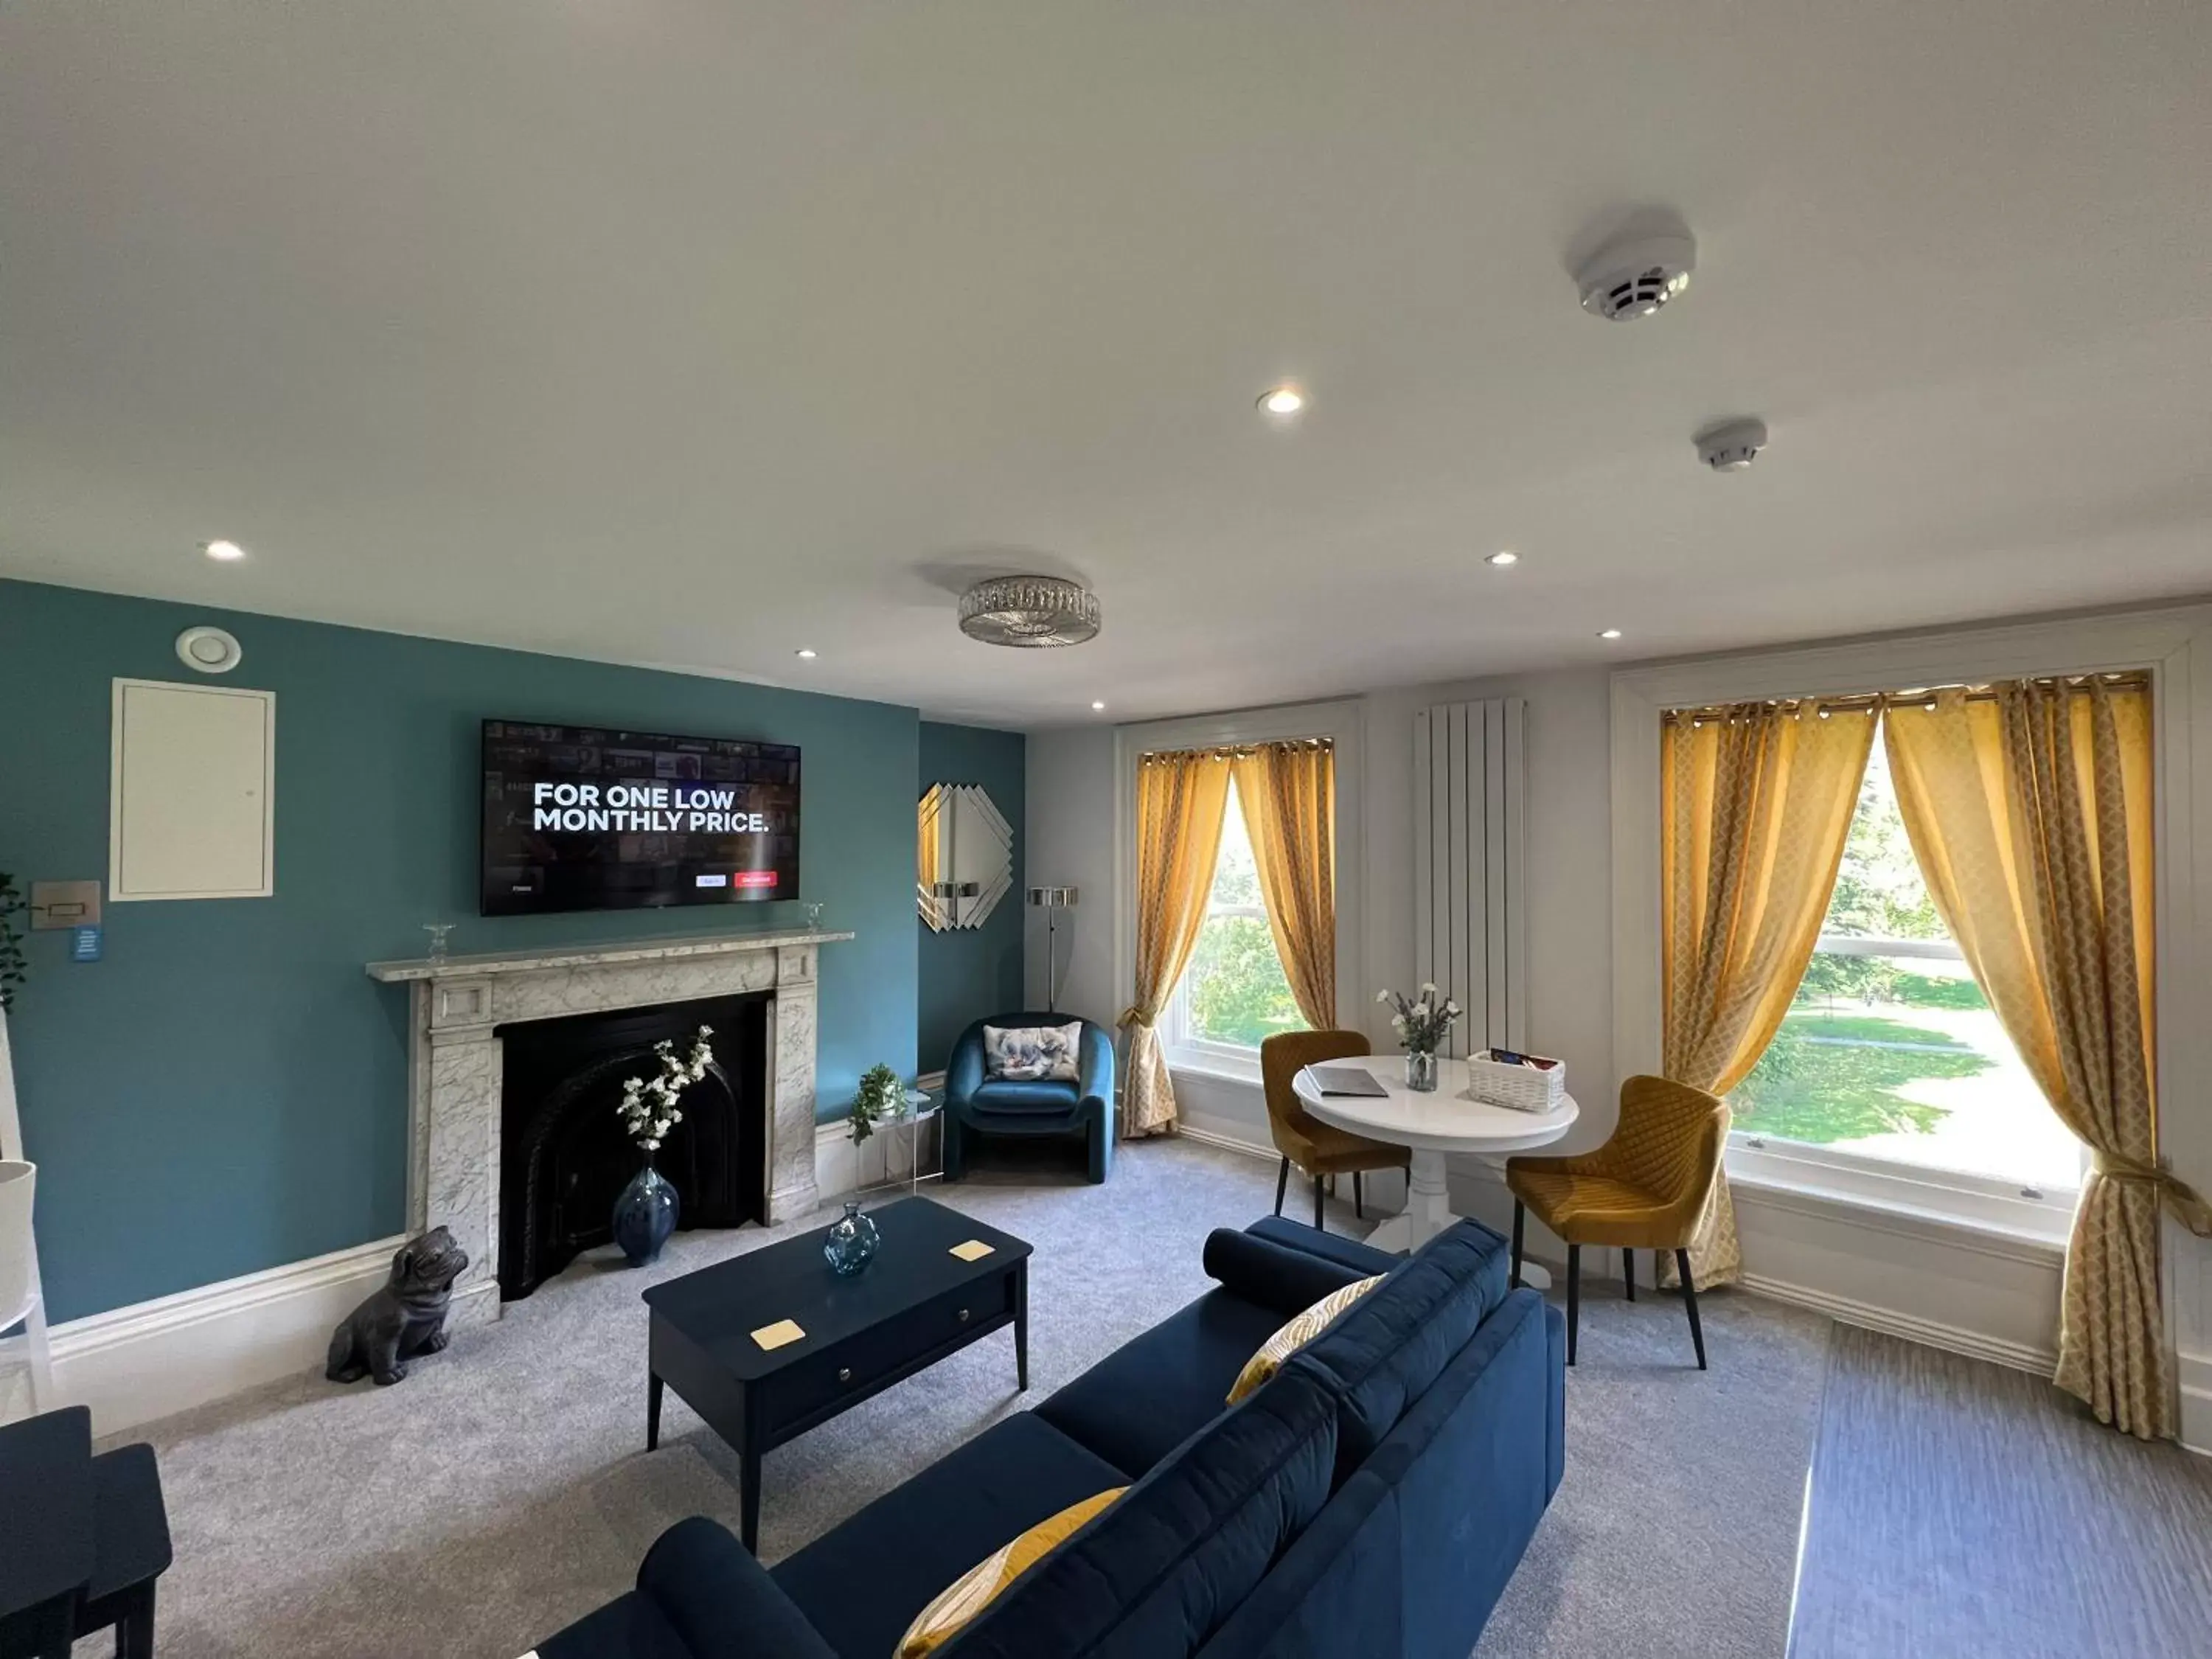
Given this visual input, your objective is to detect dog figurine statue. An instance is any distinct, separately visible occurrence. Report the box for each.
[326,1226,470,1386]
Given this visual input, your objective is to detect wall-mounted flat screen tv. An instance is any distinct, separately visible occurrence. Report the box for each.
[481,720,801,917]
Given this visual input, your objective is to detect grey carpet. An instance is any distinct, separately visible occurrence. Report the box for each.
[101,1139,1827,1658]
[1475,1259,1833,1659]
[1789,1324,2212,1659]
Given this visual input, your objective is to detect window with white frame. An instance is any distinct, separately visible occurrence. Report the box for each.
[1165,775,1308,1062]
[1730,735,2082,1195]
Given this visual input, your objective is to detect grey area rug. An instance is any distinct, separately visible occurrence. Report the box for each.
[1790,1324,2212,1659]
[105,1139,1830,1659]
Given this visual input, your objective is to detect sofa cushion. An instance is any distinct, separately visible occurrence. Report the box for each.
[983,1022,1083,1081]
[771,1412,1127,1659]
[1034,1287,1287,1477]
[1243,1217,1399,1278]
[899,1486,1126,1656]
[970,1079,1083,1113]
[1285,1219,1510,1474]
[1202,1227,1392,1317]
[1227,1275,1387,1405]
[944,1364,1340,1658]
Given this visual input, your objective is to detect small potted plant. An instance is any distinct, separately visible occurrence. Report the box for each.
[848,1062,904,1145]
[1377,984,1459,1093]
[612,1025,712,1266]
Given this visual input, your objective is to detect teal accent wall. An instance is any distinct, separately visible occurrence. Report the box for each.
[917,721,1026,1072]
[0,578,919,1321]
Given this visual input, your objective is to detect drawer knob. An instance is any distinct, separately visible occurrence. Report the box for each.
[958,1307,972,1324]
[838,1366,852,1383]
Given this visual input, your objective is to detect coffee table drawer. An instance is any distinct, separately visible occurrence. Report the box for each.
[763,1274,1014,1428]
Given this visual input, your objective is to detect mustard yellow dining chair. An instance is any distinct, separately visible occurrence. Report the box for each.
[1258,1031,1410,1234]
[1504,1075,1729,1368]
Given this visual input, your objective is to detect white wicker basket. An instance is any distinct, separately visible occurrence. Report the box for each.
[1464,1050,1566,1113]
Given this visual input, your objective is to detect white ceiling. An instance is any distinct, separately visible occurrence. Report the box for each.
[4,3,2211,728]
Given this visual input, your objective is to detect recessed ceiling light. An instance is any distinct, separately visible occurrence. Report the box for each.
[1485,551,1519,567]
[202,539,246,563]
[1257,386,1304,417]
[794,647,818,659]
[1091,700,1107,712]
[1597,627,1624,641]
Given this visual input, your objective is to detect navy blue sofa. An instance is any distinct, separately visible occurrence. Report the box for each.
[942,1013,1116,1184]
[535,1215,1565,1659]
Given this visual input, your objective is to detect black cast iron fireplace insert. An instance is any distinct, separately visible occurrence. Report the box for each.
[498,991,769,1301]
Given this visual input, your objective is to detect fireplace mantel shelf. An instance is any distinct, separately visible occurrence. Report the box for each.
[366,928,855,984]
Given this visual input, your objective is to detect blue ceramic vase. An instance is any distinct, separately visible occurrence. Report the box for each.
[613,1156,679,1267]
[822,1200,880,1276]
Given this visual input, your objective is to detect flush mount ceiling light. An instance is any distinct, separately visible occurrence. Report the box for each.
[1091,700,1107,712]
[1485,551,1520,567]
[957,574,1102,648]
[202,538,246,562]
[1597,627,1624,640]
[1576,232,1696,321]
[794,647,818,659]
[1257,385,1305,417]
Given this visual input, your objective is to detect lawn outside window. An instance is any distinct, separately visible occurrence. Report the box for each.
[1728,737,2085,1203]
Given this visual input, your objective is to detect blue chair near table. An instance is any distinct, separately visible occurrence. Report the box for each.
[942,1012,1117,1184]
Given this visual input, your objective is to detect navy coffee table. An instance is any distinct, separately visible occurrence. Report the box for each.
[643,1194,1031,1553]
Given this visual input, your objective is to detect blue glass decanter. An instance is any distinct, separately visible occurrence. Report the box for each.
[822,1200,880,1276]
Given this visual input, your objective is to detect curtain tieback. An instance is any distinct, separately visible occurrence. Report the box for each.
[1118,1006,1155,1029]
[2090,1150,2212,1238]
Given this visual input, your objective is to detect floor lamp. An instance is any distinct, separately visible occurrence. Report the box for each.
[1027,886,1078,1013]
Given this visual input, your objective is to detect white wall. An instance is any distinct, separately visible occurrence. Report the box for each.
[1023,724,1117,1024]
[1026,610,2212,1441]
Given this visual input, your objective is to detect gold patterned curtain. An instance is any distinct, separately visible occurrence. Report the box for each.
[1662,700,1876,1284]
[1119,750,1232,1138]
[1231,740,1336,1029]
[1885,677,2205,1439]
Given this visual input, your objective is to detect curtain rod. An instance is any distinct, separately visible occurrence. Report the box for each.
[1660,670,2150,723]
[1138,736,1335,762]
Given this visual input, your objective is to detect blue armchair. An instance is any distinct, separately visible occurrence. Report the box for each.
[942,1013,1116,1183]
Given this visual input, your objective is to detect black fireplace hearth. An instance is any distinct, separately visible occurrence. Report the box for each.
[498,992,769,1300]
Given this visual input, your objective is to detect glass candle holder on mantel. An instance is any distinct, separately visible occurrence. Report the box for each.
[804,902,825,934]
[422,923,454,967]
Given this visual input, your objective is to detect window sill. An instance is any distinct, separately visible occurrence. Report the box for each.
[1725,1140,2073,1262]
[1165,1049,1263,1090]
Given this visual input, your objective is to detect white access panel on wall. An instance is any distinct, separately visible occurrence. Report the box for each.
[110,678,276,900]
[1413,698,1526,1060]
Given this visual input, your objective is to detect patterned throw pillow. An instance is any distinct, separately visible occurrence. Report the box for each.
[982,1022,1082,1082]
[1226,1273,1388,1405]
[897,1487,1127,1656]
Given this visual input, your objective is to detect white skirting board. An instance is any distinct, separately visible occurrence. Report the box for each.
[35,1235,406,1436]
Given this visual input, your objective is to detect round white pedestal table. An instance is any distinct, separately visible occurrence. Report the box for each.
[1293,1056,1579,1284]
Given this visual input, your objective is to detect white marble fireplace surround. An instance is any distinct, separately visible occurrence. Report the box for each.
[366,929,854,1323]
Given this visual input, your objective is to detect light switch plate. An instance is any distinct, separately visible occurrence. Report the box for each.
[29,880,102,930]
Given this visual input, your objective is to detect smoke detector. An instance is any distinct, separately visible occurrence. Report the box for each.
[1696,418,1769,472]
[1576,233,1696,321]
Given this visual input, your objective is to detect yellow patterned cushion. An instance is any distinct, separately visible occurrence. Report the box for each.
[1226,1273,1387,1405]
[897,1487,1126,1657]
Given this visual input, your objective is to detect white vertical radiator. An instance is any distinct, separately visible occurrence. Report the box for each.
[1413,698,1527,1060]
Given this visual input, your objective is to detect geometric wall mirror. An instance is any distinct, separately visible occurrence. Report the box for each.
[917,782,1012,932]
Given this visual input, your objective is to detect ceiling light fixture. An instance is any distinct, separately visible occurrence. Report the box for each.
[794,648,818,659]
[202,539,246,563]
[1091,700,1107,712]
[957,574,1102,648]
[1598,628,1624,641]
[1257,386,1304,417]
[1485,551,1519,567]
